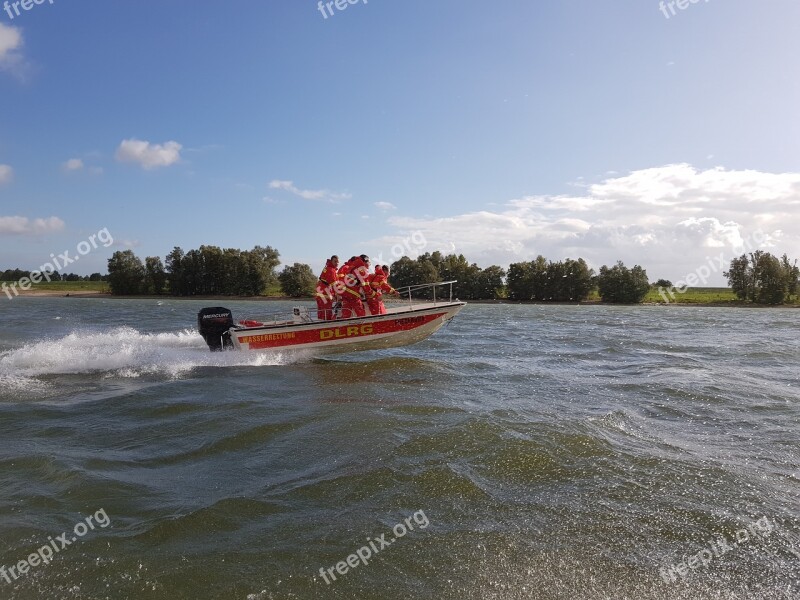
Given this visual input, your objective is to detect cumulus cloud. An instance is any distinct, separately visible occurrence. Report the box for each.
[0,22,21,63]
[0,164,13,185]
[0,23,30,79]
[268,180,351,202]
[116,139,182,170]
[374,201,397,211]
[0,216,65,236]
[365,164,800,285]
[0,23,21,59]
[62,158,84,171]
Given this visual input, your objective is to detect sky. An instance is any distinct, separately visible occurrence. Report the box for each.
[1,0,799,285]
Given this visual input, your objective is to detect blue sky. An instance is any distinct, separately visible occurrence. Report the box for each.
[1,0,799,284]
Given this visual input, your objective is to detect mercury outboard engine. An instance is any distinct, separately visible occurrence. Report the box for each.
[198,307,234,351]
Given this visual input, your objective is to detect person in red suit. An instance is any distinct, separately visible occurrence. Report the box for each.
[315,255,339,320]
[365,265,384,315]
[338,254,370,318]
[368,265,398,315]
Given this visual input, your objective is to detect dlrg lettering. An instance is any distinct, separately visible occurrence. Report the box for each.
[3,0,54,21]
[319,324,373,340]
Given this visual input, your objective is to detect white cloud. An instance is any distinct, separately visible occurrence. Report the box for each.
[0,164,13,185]
[374,201,397,211]
[366,164,800,285]
[0,23,25,76]
[62,158,84,171]
[0,23,32,80]
[0,216,65,236]
[115,139,182,170]
[0,22,21,59]
[268,180,351,203]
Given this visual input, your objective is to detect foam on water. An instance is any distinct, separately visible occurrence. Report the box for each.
[0,326,295,381]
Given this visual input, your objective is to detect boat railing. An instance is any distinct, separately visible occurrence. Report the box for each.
[391,280,458,307]
[235,281,459,328]
[236,306,316,328]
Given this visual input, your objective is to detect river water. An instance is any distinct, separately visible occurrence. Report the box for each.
[1,297,798,599]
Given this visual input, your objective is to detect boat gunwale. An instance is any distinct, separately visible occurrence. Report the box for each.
[230,301,466,334]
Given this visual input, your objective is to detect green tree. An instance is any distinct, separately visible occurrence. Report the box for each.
[474,265,506,299]
[528,255,549,300]
[436,254,481,299]
[278,263,317,297]
[164,244,280,297]
[725,251,798,304]
[597,261,650,303]
[781,254,799,300]
[507,256,593,301]
[165,247,187,296]
[755,253,787,304]
[389,255,439,298]
[107,250,145,295]
[725,253,753,301]
[249,245,281,293]
[506,261,533,300]
[560,258,595,301]
[145,256,167,295]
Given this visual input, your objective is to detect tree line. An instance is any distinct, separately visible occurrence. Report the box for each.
[102,247,800,304]
[724,251,799,304]
[9,245,796,305]
[103,246,654,303]
[1,269,106,282]
[105,246,281,296]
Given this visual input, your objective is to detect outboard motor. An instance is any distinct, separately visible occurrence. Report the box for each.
[198,307,234,351]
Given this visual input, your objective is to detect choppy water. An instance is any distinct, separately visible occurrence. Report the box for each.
[1,297,799,599]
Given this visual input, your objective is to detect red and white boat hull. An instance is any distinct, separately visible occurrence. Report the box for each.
[230,302,465,354]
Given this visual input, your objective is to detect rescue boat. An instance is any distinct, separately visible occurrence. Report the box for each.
[197,281,465,355]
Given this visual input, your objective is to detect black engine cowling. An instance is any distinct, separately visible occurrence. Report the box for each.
[198,307,234,351]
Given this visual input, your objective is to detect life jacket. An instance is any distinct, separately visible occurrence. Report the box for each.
[318,260,338,287]
[370,270,395,296]
[339,257,369,299]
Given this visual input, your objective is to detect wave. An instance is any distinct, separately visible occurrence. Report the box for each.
[0,326,294,381]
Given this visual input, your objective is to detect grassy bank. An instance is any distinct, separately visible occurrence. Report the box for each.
[2,280,110,294]
[644,287,738,303]
[4,282,798,306]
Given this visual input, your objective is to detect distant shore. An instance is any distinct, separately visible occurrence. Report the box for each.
[8,288,799,307]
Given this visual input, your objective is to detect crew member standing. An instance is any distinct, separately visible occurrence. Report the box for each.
[315,255,339,320]
[368,265,398,315]
[338,254,370,318]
